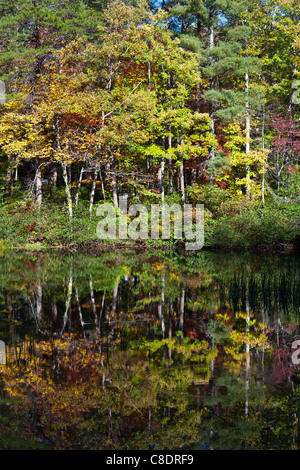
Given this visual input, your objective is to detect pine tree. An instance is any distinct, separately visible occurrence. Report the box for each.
[0,0,104,87]
[161,0,262,184]
[0,0,104,197]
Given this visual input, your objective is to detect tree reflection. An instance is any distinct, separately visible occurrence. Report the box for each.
[0,250,299,449]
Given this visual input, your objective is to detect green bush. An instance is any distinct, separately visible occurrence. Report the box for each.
[0,193,298,249]
[206,205,299,247]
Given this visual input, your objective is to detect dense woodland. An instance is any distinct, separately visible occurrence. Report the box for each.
[0,2,300,449]
[0,0,299,248]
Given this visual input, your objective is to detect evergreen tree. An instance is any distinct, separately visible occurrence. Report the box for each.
[161,0,262,184]
[0,0,104,195]
[0,0,104,88]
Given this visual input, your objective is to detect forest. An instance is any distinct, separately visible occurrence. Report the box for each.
[0,0,299,248]
[0,1,300,451]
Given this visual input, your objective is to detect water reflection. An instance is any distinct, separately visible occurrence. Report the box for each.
[0,250,299,449]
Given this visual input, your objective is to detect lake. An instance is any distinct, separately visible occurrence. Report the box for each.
[0,248,299,450]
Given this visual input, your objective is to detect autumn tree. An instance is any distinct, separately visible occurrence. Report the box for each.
[0,0,103,197]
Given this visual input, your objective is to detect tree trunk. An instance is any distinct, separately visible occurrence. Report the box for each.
[148,61,151,91]
[209,97,215,184]
[61,162,73,229]
[245,72,251,199]
[168,125,173,194]
[261,102,265,207]
[89,164,99,218]
[191,167,197,185]
[112,280,119,315]
[160,158,165,202]
[60,265,73,337]
[5,165,12,195]
[56,114,73,228]
[158,273,165,338]
[74,165,85,210]
[35,160,42,210]
[90,275,98,332]
[112,173,118,208]
[168,297,173,360]
[179,159,185,203]
[6,293,13,318]
[35,261,42,326]
[209,26,215,184]
[99,290,106,330]
[106,158,118,208]
[99,164,106,201]
[48,163,57,187]
[75,286,85,337]
[179,286,185,331]
[168,158,173,195]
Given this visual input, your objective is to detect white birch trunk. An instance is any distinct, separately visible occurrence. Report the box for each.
[179,159,185,203]
[168,125,173,194]
[160,158,165,202]
[60,266,73,337]
[262,103,265,206]
[89,164,99,218]
[245,72,251,199]
[35,162,42,210]
[74,165,85,210]
[61,162,73,228]
[209,26,215,184]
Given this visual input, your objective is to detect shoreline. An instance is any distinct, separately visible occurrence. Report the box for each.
[4,239,298,255]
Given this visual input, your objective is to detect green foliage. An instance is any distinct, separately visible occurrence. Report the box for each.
[0,0,299,249]
[207,204,299,247]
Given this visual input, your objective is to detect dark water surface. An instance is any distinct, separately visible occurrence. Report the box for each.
[0,249,299,450]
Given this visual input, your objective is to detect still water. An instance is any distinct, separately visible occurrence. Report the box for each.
[0,248,299,450]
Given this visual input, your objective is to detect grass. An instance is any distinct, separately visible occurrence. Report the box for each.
[0,191,298,251]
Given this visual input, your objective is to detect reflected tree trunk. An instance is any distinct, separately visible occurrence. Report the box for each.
[36,281,42,323]
[148,407,152,434]
[168,297,173,360]
[261,299,266,385]
[35,259,42,327]
[90,275,98,332]
[60,265,73,337]
[158,272,165,338]
[209,307,215,392]
[75,286,85,337]
[245,288,250,417]
[99,290,106,330]
[112,280,119,316]
[51,296,58,327]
